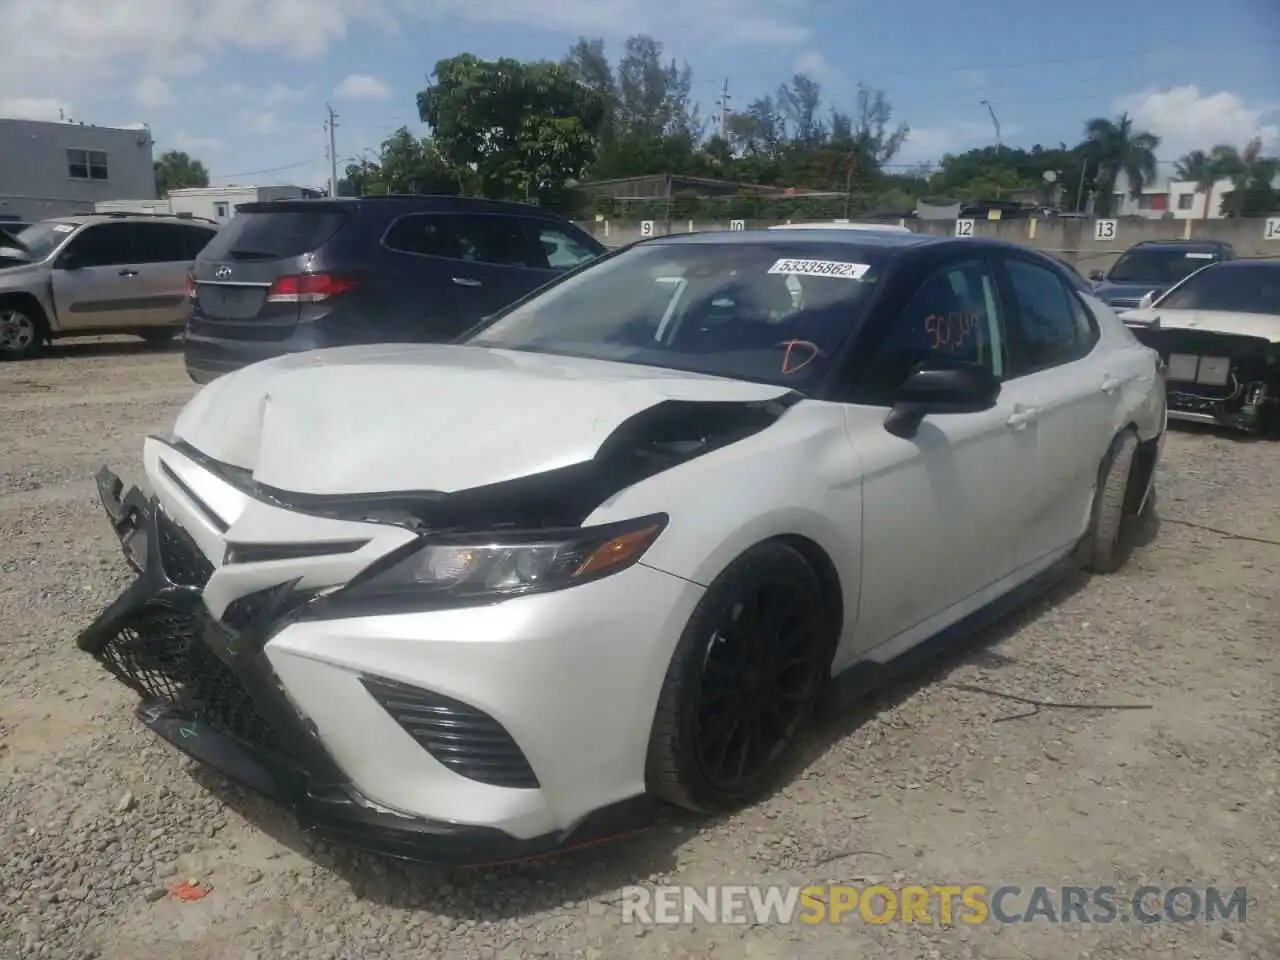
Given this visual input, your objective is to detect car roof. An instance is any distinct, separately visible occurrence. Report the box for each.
[240,194,564,218]
[768,222,914,234]
[40,213,217,227]
[1128,238,1234,250]
[648,228,938,250]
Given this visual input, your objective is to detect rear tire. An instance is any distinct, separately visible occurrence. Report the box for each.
[1079,429,1139,574]
[0,298,47,361]
[645,541,835,814]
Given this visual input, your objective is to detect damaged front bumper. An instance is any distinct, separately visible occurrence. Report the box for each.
[75,467,651,866]
[1131,328,1279,433]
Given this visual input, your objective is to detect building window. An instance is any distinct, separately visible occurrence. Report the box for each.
[214,202,230,219]
[67,149,109,181]
[1137,193,1168,211]
[1177,193,1195,210]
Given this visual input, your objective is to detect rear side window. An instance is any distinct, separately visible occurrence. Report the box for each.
[183,225,217,259]
[199,210,348,261]
[383,213,547,267]
[523,220,602,269]
[131,222,209,264]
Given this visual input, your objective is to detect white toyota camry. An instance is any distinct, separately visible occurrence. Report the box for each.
[79,229,1167,865]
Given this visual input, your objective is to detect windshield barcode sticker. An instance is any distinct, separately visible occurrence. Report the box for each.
[52,224,74,233]
[768,258,870,279]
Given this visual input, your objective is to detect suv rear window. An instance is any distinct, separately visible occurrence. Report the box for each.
[199,209,349,261]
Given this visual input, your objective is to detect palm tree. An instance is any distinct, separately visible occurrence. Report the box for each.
[1082,113,1160,216]
[1174,145,1243,220]
[1226,138,1264,217]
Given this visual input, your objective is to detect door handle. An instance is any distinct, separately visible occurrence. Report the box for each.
[1006,407,1038,430]
[1101,375,1122,394]
[451,277,482,288]
[118,269,138,277]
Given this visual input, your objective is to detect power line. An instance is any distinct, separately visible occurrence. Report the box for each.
[209,158,324,180]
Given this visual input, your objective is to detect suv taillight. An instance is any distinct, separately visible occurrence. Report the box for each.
[265,273,360,304]
[186,270,196,300]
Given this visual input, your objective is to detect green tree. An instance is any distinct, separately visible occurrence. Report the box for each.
[418,54,605,202]
[1082,113,1160,216]
[153,150,210,197]
[376,127,457,194]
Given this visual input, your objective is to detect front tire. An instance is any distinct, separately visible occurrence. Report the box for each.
[1079,429,1139,574]
[0,300,46,361]
[645,541,834,814]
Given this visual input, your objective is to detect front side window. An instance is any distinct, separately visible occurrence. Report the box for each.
[60,222,136,268]
[851,260,1004,405]
[67,149,109,181]
[12,221,77,261]
[467,241,887,387]
[1157,263,1280,315]
[1003,258,1096,374]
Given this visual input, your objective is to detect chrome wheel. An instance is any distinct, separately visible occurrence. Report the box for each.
[0,308,37,358]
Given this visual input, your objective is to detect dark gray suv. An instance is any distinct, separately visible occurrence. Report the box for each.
[184,195,606,384]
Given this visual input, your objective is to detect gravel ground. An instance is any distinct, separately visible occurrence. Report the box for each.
[2,339,1277,960]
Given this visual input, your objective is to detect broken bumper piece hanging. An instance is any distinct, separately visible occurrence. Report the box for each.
[74,466,651,866]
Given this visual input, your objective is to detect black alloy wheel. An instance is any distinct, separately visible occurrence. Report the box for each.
[646,541,834,813]
[694,580,825,793]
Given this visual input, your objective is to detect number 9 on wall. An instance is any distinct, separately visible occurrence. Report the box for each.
[1094,219,1118,242]
[640,220,655,238]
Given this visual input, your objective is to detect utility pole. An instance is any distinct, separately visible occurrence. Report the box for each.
[980,100,1002,198]
[717,79,731,140]
[1075,157,1090,213]
[324,103,340,198]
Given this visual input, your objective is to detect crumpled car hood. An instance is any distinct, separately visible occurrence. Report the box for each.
[1116,308,1280,344]
[172,343,793,496]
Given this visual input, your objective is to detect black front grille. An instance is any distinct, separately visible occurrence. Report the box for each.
[98,602,286,758]
[157,512,215,587]
[360,676,539,789]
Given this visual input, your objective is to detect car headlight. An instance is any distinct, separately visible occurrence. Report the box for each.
[336,514,669,607]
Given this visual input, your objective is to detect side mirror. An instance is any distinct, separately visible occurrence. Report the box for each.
[884,361,1001,439]
[1088,269,1105,283]
[1137,290,1156,309]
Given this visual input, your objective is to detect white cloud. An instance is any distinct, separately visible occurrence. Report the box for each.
[897,121,1010,165]
[134,76,173,109]
[1114,86,1280,159]
[335,73,393,101]
[170,132,224,152]
[0,97,71,121]
[953,69,989,90]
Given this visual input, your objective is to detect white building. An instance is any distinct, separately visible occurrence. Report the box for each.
[95,184,323,224]
[1111,171,1280,220]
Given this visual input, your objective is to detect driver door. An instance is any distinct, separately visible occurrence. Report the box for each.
[845,257,1032,659]
[51,222,141,330]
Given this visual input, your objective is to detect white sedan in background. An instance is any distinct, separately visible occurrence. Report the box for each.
[1119,257,1280,434]
[77,229,1166,865]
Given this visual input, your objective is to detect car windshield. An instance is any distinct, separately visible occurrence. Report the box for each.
[465,240,887,386]
[8,221,76,261]
[1107,247,1223,284]
[1157,262,1280,315]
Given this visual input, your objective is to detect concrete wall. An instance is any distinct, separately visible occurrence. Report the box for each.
[0,119,155,221]
[578,217,1280,273]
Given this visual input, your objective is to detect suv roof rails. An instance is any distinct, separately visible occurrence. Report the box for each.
[101,210,219,225]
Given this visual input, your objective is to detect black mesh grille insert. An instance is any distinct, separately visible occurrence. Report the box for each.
[360,676,539,789]
[156,512,215,588]
[97,602,286,759]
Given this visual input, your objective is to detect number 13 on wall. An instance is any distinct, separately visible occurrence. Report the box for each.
[1264,217,1280,241]
[1094,219,1117,242]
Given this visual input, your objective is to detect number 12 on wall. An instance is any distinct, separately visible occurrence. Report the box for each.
[1094,219,1118,242]
[955,219,975,237]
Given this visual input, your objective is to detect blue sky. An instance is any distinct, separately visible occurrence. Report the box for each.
[2,0,1277,192]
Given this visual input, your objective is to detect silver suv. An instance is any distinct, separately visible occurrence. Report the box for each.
[0,213,218,360]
